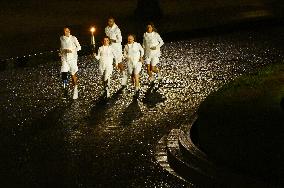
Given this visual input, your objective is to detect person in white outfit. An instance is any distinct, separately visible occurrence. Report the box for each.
[95,36,117,98]
[59,26,81,99]
[105,17,127,88]
[142,22,164,82]
[124,34,144,94]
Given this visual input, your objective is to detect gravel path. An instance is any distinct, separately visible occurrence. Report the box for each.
[0,25,283,187]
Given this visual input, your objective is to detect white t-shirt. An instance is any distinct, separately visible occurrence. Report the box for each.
[105,24,122,43]
[124,42,144,63]
[60,35,81,61]
[96,45,117,66]
[105,24,123,62]
[143,31,164,58]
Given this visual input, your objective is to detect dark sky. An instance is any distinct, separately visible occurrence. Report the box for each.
[0,0,283,58]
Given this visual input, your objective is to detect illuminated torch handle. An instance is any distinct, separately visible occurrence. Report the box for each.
[90,27,96,53]
[91,34,95,46]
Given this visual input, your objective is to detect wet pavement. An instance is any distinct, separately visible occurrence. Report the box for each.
[1,24,284,187]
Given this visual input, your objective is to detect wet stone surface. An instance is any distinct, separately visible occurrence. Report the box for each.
[0,26,283,187]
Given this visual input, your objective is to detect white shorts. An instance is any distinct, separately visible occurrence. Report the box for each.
[61,58,78,75]
[128,61,142,75]
[111,43,122,63]
[145,57,159,66]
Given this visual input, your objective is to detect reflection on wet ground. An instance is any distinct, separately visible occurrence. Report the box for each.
[0,25,284,187]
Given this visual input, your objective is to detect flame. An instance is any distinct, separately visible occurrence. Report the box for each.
[90,27,96,33]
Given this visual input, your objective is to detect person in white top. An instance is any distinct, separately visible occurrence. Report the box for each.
[95,36,117,98]
[105,17,127,88]
[59,27,81,99]
[123,34,144,93]
[142,22,164,82]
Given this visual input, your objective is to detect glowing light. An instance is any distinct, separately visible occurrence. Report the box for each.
[90,26,96,46]
[90,27,96,34]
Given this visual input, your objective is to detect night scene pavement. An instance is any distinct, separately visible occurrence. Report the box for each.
[1,24,284,187]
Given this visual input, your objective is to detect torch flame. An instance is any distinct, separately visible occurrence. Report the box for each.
[90,27,96,33]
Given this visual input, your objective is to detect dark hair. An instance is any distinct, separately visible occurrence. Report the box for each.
[127,34,136,41]
[63,25,71,31]
[101,36,110,43]
[108,16,115,21]
[63,26,70,33]
[146,22,157,32]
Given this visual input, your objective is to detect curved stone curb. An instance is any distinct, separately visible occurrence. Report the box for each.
[156,112,276,187]
[166,129,219,187]
[154,135,195,187]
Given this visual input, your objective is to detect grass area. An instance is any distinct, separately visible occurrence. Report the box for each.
[209,63,284,101]
[195,62,284,185]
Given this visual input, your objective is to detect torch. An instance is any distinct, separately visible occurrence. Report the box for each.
[90,26,96,48]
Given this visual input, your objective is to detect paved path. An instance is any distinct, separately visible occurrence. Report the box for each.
[0,25,283,187]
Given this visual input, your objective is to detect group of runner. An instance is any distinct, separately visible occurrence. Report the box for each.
[59,17,164,99]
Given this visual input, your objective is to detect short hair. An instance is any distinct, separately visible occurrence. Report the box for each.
[63,25,71,30]
[146,22,157,32]
[127,34,136,41]
[101,35,110,43]
[108,16,115,21]
[63,26,71,34]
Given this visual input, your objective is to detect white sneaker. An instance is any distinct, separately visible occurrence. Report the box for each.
[121,72,128,86]
[135,86,140,92]
[73,85,78,99]
[157,72,162,81]
[106,87,110,98]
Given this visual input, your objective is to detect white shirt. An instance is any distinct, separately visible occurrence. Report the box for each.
[105,24,122,43]
[60,35,81,61]
[95,45,117,65]
[143,31,164,58]
[124,42,144,63]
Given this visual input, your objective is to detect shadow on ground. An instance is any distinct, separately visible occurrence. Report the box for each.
[120,98,143,127]
[142,82,166,108]
[89,88,123,127]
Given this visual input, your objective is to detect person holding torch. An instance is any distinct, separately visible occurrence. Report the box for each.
[94,36,117,98]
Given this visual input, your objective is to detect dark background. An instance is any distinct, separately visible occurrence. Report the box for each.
[0,0,284,59]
